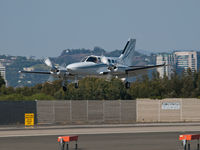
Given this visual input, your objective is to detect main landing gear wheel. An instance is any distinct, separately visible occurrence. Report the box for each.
[62,86,67,91]
[74,82,79,89]
[125,82,131,89]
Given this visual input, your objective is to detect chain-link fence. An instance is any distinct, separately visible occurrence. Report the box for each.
[37,100,136,124]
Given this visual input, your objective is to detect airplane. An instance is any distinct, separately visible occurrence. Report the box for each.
[19,38,165,91]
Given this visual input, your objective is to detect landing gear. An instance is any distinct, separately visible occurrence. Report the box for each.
[62,80,67,91]
[74,76,79,89]
[125,82,131,89]
[74,82,79,89]
[62,86,67,91]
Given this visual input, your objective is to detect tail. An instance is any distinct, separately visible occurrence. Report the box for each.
[119,38,136,66]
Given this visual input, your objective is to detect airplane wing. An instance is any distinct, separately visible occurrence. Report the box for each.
[125,64,166,74]
[19,70,51,74]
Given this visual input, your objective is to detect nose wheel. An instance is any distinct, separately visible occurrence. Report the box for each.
[62,80,67,91]
[125,82,131,89]
[74,76,79,89]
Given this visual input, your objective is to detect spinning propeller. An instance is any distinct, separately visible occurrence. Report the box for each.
[101,56,117,72]
[43,58,69,84]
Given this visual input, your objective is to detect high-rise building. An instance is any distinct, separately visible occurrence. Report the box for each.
[0,62,7,86]
[174,51,198,73]
[156,53,174,78]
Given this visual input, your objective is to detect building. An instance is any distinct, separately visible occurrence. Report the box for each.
[0,62,7,86]
[174,51,198,73]
[156,53,174,78]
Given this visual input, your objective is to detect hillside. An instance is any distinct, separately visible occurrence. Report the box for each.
[53,47,150,66]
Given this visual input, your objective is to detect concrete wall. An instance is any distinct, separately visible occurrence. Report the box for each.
[137,98,200,123]
[37,100,136,125]
[137,99,159,122]
[182,99,200,122]
[160,99,181,122]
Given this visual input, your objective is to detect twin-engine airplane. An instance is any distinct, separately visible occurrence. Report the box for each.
[19,39,165,91]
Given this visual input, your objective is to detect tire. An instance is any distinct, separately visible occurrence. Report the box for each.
[74,83,79,89]
[62,86,67,91]
[125,82,131,89]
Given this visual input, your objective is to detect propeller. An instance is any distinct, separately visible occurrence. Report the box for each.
[44,58,59,74]
[43,57,70,81]
[100,56,118,81]
[101,56,117,72]
[101,56,109,65]
[43,58,57,84]
[47,75,55,84]
[44,58,53,68]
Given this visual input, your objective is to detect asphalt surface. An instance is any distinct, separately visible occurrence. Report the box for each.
[0,132,185,150]
[0,124,200,150]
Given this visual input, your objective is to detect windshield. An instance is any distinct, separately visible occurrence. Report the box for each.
[86,56,98,63]
[81,57,87,62]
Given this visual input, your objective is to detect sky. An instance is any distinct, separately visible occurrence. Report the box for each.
[0,0,200,57]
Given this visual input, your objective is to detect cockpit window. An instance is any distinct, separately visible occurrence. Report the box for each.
[86,56,98,63]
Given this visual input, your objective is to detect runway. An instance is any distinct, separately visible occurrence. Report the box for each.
[0,132,185,150]
[0,124,200,150]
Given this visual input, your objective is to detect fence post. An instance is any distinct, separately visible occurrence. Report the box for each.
[119,100,121,123]
[53,101,55,124]
[70,100,72,122]
[180,99,183,122]
[158,100,160,122]
[103,101,105,123]
[87,100,88,122]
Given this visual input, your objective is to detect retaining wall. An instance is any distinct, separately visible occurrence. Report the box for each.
[137,98,200,122]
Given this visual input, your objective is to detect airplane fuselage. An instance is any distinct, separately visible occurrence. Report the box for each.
[66,56,128,78]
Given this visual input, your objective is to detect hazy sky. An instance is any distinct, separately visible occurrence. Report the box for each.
[0,0,200,57]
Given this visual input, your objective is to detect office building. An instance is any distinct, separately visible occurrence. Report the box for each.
[174,51,198,73]
[0,62,7,86]
[156,53,174,78]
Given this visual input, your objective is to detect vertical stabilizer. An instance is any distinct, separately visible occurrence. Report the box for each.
[119,38,136,66]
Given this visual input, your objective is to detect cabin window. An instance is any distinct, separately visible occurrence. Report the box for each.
[98,57,101,63]
[108,59,111,63]
[112,60,114,63]
[86,56,98,63]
